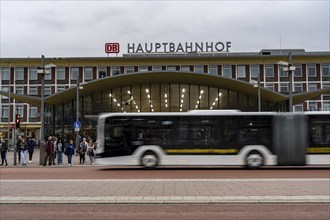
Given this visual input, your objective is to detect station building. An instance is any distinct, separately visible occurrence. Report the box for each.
[0,48,329,141]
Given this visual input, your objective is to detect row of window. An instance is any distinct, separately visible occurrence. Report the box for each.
[1,64,330,81]
[1,82,329,97]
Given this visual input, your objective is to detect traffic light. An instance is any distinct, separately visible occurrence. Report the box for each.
[15,114,20,128]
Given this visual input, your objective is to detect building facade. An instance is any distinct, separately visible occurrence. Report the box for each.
[0,49,329,142]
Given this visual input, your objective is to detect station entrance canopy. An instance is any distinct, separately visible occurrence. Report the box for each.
[1,71,329,111]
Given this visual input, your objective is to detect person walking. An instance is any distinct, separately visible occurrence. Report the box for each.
[20,137,28,166]
[27,136,36,163]
[16,136,22,164]
[78,138,87,165]
[57,138,63,165]
[0,138,8,166]
[65,139,75,166]
[87,139,95,165]
[43,136,54,166]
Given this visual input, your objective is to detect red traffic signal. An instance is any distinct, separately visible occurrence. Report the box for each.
[15,114,20,128]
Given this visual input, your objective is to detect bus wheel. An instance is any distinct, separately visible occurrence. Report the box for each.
[245,151,263,169]
[141,151,158,169]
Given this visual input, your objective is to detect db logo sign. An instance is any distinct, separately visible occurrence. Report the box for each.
[105,43,120,53]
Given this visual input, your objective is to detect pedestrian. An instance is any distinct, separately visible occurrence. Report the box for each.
[87,139,95,165]
[0,138,8,166]
[78,138,87,164]
[65,139,75,166]
[16,136,22,164]
[20,137,28,166]
[43,136,54,166]
[27,136,36,163]
[52,136,57,165]
[57,138,63,165]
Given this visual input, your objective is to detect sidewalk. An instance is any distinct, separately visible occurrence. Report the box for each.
[2,148,92,167]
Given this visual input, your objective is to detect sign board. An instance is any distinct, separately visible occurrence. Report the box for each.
[74,121,81,129]
[105,43,120,53]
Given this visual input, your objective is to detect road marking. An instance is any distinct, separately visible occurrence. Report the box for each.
[1,178,329,183]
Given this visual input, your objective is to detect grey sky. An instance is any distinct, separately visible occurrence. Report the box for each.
[1,0,329,58]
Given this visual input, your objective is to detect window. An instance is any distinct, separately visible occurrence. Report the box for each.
[29,67,38,80]
[181,65,190,72]
[29,86,38,95]
[308,64,316,77]
[1,106,9,117]
[294,83,302,92]
[15,67,24,80]
[98,66,107,78]
[71,67,79,80]
[84,67,93,80]
[322,64,330,76]
[308,83,317,91]
[44,69,52,80]
[112,66,120,76]
[280,83,288,93]
[265,83,274,91]
[194,65,204,73]
[265,65,274,77]
[294,64,302,77]
[209,65,218,75]
[153,66,162,71]
[1,67,10,80]
[44,86,51,96]
[323,102,330,111]
[167,66,176,71]
[294,105,303,112]
[323,83,330,89]
[16,106,24,118]
[29,107,37,118]
[1,86,8,99]
[139,66,148,72]
[223,65,232,78]
[251,65,260,78]
[279,65,288,77]
[308,102,317,111]
[57,67,65,80]
[125,66,134,74]
[237,65,246,78]
[57,86,66,92]
[16,86,24,95]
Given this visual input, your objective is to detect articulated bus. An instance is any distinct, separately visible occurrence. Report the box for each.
[95,110,330,169]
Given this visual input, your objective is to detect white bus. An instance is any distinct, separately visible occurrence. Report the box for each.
[95,110,330,169]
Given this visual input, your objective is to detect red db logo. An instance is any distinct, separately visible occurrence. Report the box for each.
[105,43,120,53]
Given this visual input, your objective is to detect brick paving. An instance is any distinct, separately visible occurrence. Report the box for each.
[0,179,329,204]
[1,149,329,204]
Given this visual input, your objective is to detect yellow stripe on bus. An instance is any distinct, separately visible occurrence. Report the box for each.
[307,147,330,154]
[165,148,238,154]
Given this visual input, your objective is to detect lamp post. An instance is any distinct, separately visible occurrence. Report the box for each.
[5,63,15,165]
[37,55,56,165]
[278,53,295,112]
[250,79,261,112]
[75,76,83,152]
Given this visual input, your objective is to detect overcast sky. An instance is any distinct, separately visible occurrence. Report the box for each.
[1,0,329,58]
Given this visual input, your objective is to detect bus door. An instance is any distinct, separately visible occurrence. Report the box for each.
[273,114,307,166]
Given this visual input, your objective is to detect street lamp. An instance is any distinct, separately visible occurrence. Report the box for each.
[277,53,295,112]
[75,78,84,152]
[37,55,56,165]
[4,62,14,164]
[250,78,261,112]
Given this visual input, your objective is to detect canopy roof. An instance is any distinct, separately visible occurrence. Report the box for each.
[1,71,329,107]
